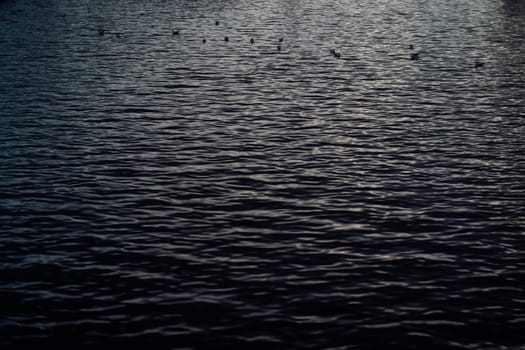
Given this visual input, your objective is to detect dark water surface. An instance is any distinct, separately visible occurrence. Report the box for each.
[1,0,524,348]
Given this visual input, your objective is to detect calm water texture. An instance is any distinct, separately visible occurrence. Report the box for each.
[1,0,524,348]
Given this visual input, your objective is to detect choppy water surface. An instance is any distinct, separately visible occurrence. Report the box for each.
[1,0,524,348]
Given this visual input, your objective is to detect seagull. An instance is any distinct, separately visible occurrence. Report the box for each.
[202,38,206,43]
[224,36,229,42]
[279,37,284,43]
[250,38,254,44]
[215,20,220,25]
[172,30,180,35]
[410,52,419,61]
[474,61,485,68]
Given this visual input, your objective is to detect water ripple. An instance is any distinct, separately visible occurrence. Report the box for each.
[1,0,524,348]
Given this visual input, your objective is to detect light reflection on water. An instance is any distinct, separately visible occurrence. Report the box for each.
[1,0,524,348]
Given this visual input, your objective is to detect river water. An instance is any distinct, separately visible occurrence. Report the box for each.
[1,0,524,348]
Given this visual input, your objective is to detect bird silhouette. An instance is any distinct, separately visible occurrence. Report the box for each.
[202,38,206,43]
[474,61,485,68]
[410,52,419,61]
[330,49,341,58]
[250,38,254,44]
[215,20,220,25]
[98,29,105,36]
[224,36,229,42]
[279,37,284,43]
[172,30,180,35]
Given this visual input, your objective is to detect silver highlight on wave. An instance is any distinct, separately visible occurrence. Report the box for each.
[0,0,524,349]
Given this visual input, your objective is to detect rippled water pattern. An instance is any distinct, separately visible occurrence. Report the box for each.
[1,0,524,348]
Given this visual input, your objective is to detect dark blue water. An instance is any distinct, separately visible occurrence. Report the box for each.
[1,0,524,348]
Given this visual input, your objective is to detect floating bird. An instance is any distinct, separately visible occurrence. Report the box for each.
[115,33,121,39]
[279,37,284,43]
[202,38,206,43]
[408,44,414,50]
[474,61,485,68]
[215,20,220,25]
[250,38,254,44]
[410,52,419,61]
[333,51,341,58]
[98,29,105,36]
[224,36,229,42]
[329,49,341,58]
[172,30,180,35]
